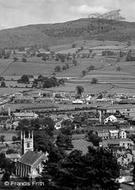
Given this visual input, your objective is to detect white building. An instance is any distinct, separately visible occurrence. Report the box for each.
[104,115,117,124]
[13,112,38,120]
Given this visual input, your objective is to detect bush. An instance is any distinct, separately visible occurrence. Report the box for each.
[1,81,6,87]
[22,57,27,62]
[91,78,98,84]
[82,70,87,77]
[18,75,29,84]
[87,65,95,71]
[72,43,76,48]
[54,66,61,72]
[116,66,121,71]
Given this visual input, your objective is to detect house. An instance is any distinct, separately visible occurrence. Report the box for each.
[72,99,83,104]
[97,130,109,140]
[117,152,133,167]
[119,130,127,139]
[109,130,119,139]
[104,115,117,124]
[100,139,134,150]
[54,120,63,130]
[16,151,48,178]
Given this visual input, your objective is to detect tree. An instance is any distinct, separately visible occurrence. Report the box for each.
[41,117,55,137]
[34,131,54,153]
[6,149,17,154]
[72,43,76,48]
[55,66,61,72]
[133,162,135,183]
[0,135,5,144]
[73,59,77,66]
[0,153,15,175]
[58,78,65,86]
[13,57,18,62]
[56,133,73,150]
[62,65,67,71]
[1,81,6,87]
[82,70,86,77]
[12,136,17,142]
[127,40,131,47]
[22,57,27,62]
[76,85,84,98]
[116,66,121,71]
[126,50,132,61]
[18,75,29,84]
[42,147,120,190]
[86,130,102,147]
[91,78,98,84]
[0,77,5,81]
[65,64,69,69]
[87,65,95,71]
[17,119,31,131]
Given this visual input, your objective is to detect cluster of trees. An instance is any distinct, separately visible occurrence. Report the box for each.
[116,66,121,72]
[0,135,5,144]
[126,50,135,61]
[86,130,102,146]
[0,49,11,59]
[0,77,6,88]
[17,74,65,88]
[18,74,30,84]
[22,57,27,62]
[82,65,95,77]
[76,85,84,98]
[32,75,65,88]
[91,77,98,84]
[39,147,120,190]
[17,117,55,135]
[102,50,115,56]
[17,117,55,153]
[0,153,15,182]
[54,58,77,73]
[56,126,73,150]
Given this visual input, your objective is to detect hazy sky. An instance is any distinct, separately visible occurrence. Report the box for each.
[0,0,135,29]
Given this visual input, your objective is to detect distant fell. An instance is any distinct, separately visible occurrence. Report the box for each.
[0,18,135,48]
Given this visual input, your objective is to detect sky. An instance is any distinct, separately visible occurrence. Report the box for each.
[0,0,135,29]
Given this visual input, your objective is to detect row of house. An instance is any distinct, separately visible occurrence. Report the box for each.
[97,129,127,140]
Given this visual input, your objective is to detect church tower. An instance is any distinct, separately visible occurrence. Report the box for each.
[21,131,34,155]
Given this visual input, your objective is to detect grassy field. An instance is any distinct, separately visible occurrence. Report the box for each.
[0,40,134,96]
[0,87,30,96]
[0,57,64,76]
[49,82,112,94]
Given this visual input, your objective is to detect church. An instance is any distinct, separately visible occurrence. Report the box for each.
[16,131,48,178]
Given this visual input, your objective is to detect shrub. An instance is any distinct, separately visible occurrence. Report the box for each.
[91,78,98,84]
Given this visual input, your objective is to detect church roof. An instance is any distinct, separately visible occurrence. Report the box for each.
[19,151,48,166]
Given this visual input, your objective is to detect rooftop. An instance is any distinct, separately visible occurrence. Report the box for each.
[72,139,93,154]
[19,151,47,166]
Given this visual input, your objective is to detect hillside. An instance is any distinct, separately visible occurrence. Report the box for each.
[0,18,135,48]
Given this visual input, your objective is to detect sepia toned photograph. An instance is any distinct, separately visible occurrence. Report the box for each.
[0,0,135,189]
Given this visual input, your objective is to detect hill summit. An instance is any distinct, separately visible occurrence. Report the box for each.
[0,18,135,48]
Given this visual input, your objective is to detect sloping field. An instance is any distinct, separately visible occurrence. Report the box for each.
[0,58,59,76]
[50,82,112,94]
